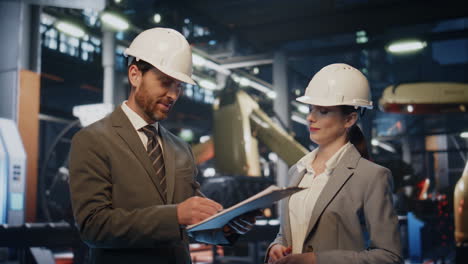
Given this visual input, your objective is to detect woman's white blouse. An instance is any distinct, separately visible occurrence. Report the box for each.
[289,142,352,254]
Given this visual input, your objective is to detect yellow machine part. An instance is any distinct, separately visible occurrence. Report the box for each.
[213,90,308,177]
[213,91,261,176]
[454,161,468,244]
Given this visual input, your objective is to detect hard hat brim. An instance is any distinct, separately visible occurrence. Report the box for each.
[296,96,373,109]
[157,64,196,85]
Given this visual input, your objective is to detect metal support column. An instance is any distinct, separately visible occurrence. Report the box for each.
[273,51,290,188]
[102,29,115,105]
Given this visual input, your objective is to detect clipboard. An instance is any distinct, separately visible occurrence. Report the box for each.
[186,185,306,232]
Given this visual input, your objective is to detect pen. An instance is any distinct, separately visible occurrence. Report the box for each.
[191,181,223,212]
[191,181,207,198]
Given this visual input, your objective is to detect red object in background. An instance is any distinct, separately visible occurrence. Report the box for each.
[55,258,73,264]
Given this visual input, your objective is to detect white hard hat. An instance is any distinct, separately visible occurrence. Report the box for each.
[296,63,373,109]
[124,27,195,85]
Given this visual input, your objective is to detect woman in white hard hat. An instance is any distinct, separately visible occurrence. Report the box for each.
[267,63,403,264]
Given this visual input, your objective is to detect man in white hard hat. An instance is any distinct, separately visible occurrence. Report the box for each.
[69,28,255,264]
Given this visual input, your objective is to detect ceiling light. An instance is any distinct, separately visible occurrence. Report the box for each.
[199,135,211,143]
[55,21,85,38]
[387,40,426,54]
[460,132,468,138]
[153,13,162,24]
[203,168,216,177]
[252,67,260,74]
[407,105,414,113]
[101,12,129,31]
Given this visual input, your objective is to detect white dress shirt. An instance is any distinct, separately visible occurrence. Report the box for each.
[121,101,162,151]
[289,142,352,254]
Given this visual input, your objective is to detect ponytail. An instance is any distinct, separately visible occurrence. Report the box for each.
[340,106,370,159]
[348,125,369,159]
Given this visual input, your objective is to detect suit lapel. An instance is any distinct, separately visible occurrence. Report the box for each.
[158,125,176,203]
[304,145,362,237]
[111,107,167,203]
[283,165,307,246]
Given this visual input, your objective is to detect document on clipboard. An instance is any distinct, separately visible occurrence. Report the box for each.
[186,185,306,232]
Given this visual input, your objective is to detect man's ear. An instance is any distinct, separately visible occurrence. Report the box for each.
[128,64,141,88]
[344,112,358,129]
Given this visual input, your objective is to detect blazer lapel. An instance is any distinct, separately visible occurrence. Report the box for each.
[283,165,307,246]
[111,107,167,203]
[158,125,176,203]
[304,145,362,237]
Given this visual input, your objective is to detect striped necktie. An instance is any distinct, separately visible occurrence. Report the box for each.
[141,125,167,201]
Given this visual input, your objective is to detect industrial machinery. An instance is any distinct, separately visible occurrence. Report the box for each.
[379,82,468,114]
[192,86,308,177]
[0,118,27,225]
[454,162,468,262]
[379,82,468,263]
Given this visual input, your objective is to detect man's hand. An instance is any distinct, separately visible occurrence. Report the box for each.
[223,210,262,235]
[177,196,223,225]
[268,244,291,263]
[272,252,316,264]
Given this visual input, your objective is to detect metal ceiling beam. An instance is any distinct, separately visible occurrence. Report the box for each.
[15,0,106,10]
[237,0,468,48]
[218,53,273,69]
[287,29,468,59]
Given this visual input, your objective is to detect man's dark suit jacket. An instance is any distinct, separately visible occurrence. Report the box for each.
[69,106,229,264]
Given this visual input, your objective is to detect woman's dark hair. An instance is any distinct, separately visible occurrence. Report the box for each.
[339,105,370,159]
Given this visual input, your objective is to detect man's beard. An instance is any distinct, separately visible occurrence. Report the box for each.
[135,88,163,122]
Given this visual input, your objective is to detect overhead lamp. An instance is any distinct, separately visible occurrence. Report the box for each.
[387,40,426,54]
[179,128,194,142]
[153,13,162,24]
[252,67,260,74]
[203,168,216,177]
[406,105,414,113]
[55,21,85,38]
[101,12,129,31]
[461,132,468,138]
[199,135,211,143]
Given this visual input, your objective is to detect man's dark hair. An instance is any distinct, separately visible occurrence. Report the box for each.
[128,57,154,75]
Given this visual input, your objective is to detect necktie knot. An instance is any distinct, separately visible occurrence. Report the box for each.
[141,125,157,139]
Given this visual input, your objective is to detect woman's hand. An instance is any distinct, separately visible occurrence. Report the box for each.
[268,244,292,263]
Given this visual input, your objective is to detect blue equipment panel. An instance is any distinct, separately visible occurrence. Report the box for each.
[0,134,7,224]
[0,118,27,225]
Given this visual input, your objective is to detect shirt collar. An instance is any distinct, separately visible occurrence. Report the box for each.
[296,142,353,174]
[121,101,158,132]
